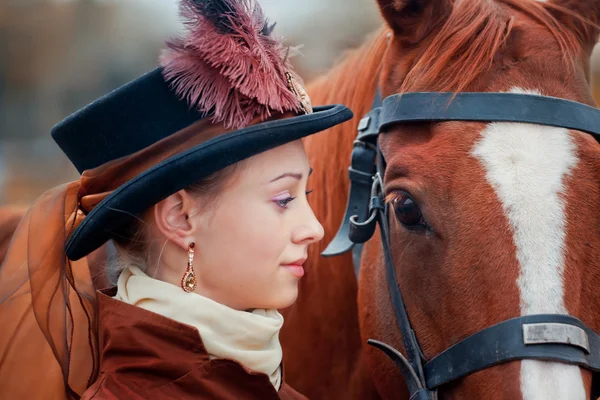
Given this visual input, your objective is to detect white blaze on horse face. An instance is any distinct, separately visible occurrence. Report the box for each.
[471,88,585,399]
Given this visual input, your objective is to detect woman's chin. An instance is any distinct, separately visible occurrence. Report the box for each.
[263,285,299,310]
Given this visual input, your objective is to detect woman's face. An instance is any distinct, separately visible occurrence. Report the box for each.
[190,140,324,310]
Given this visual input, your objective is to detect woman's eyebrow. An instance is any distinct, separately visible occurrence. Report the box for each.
[270,172,303,182]
[269,167,313,183]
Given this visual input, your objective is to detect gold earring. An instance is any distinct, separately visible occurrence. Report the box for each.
[181,241,197,293]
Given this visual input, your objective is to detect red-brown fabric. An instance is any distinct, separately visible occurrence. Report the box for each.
[82,290,307,400]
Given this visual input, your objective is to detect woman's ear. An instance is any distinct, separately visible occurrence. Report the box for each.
[153,190,201,251]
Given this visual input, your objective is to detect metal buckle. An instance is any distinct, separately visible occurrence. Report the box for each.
[372,172,384,197]
[523,322,590,353]
[353,139,377,150]
[358,116,371,132]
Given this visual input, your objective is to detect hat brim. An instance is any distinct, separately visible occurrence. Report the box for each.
[65,104,353,260]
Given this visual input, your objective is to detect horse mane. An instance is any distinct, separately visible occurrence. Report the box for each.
[307,27,389,124]
[311,0,589,104]
[305,30,388,198]
[402,0,584,93]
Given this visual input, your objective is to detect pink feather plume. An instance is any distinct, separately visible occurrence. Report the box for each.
[160,0,305,129]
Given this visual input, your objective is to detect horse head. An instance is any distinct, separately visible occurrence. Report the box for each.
[360,0,600,398]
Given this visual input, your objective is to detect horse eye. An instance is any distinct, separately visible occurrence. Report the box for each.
[390,192,425,228]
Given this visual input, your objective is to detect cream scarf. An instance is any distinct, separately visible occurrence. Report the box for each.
[114,266,284,390]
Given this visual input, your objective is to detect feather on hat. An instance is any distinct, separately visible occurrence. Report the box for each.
[160,0,312,129]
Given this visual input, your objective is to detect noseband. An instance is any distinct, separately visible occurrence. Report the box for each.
[324,91,600,399]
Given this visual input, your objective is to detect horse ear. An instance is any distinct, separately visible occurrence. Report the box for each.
[548,0,600,48]
[375,0,453,44]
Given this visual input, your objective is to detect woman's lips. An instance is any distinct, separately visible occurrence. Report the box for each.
[282,265,305,278]
[282,258,306,278]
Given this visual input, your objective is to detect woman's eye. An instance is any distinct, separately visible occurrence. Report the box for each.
[390,192,426,229]
[274,196,296,209]
[274,189,314,209]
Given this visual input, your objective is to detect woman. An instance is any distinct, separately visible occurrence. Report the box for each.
[0,1,352,399]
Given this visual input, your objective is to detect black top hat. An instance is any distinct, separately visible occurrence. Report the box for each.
[51,0,353,260]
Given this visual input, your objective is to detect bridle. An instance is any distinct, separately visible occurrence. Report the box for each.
[323,90,600,399]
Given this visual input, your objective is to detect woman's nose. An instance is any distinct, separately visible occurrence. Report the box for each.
[293,203,324,245]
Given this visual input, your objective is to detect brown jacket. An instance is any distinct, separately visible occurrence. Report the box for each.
[82,290,307,400]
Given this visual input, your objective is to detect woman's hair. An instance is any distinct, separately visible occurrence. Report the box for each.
[105,123,242,284]
[106,166,239,283]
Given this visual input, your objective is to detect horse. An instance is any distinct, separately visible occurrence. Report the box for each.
[280,0,600,399]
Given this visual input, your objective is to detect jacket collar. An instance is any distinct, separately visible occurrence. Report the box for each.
[95,289,290,388]
[96,288,211,380]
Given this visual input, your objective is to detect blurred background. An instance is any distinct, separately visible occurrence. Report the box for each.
[0,0,382,206]
[0,1,598,206]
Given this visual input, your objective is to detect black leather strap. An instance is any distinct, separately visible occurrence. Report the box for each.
[380,92,600,137]
[357,107,382,143]
[424,314,600,389]
[320,131,377,259]
[379,204,430,388]
[364,169,434,399]
[322,92,382,279]
[368,339,429,398]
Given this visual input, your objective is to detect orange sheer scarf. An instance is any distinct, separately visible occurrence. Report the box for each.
[0,206,27,263]
[0,118,232,399]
